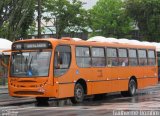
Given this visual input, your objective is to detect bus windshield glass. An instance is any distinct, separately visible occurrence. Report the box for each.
[10,51,51,77]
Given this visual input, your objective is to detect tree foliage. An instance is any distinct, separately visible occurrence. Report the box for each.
[89,0,133,38]
[43,0,88,39]
[125,0,160,41]
[0,0,35,40]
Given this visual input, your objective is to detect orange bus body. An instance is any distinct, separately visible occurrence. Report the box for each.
[8,38,158,99]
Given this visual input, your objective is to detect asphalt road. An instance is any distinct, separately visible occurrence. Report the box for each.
[1,84,160,116]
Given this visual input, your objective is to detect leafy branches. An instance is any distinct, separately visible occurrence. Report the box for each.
[43,0,88,38]
[0,0,35,40]
[125,0,160,41]
[89,0,133,38]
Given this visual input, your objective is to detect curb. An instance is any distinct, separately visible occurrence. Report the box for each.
[0,90,8,94]
[0,87,8,94]
[0,92,8,94]
[0,86,8,89]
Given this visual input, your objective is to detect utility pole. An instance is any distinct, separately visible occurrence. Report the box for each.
[38,0,41,38]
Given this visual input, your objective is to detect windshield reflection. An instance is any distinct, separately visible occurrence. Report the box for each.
[10,51,51,77]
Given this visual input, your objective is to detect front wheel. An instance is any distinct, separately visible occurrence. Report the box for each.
[36,97,49,103]
[71,83,84,104]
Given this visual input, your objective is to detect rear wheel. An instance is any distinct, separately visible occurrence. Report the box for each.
[128,79,136,96]
[36,97,49,103]
[71,83,84,104]
[121,79,137,97]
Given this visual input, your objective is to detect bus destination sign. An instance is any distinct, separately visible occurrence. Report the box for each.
[12,42,52,50]
[15,44,22,50]
[24,43,47,49]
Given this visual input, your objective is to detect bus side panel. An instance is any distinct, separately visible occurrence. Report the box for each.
[117,80,129,92]
[91,81,111,94]
[105,67,129,93]
[90,67,129,94]
[138,78,158,89]
[90,80,129,94]
[137,66,158,89]
[86,82,92,95]
[56,68,75,98]
[109,80,128,93]
[58,83,74,98]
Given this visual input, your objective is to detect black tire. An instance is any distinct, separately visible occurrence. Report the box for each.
[128,79,137,97]
[121,79,137,97]
[36,97,49,103]
[71,83,84,104]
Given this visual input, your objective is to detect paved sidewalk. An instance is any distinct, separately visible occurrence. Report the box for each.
[0,85,8,94]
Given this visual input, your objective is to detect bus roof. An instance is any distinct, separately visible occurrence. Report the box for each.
[13,38,156,50]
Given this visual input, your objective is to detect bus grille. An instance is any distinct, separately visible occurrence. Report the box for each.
[14,91,44,95]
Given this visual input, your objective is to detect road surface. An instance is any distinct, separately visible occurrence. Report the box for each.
[1,84,160,116]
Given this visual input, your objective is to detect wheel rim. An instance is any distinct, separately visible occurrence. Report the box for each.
[75,85,84,101]
[130,81,136,95]
[76,87,82,99]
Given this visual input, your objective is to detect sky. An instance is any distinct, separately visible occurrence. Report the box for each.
[80,0,98,9]
[68,0,98,9]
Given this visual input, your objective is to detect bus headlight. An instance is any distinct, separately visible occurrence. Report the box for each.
[38,87,45,92]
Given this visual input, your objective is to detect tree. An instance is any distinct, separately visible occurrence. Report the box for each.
[89,0,133,38]
[43,0,88,39]
[0,0,36,41]
[0,0,12,38]
[125,0,160,41]
[0,0,11,28]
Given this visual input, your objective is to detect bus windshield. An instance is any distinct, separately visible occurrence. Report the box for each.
[10,51,51,77]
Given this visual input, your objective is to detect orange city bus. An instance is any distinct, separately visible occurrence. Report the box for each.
[7,38,158,103]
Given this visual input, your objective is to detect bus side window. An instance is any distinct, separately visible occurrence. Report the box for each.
[148,50,156,66]
[106,48,118,67]
[92,47,105,67]
[76,46,91,68]
[129,49,138,66]
[54,45,71,77]
[118,48,128,66]
[138,49,147,66]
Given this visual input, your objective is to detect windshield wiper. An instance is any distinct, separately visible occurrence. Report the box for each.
[27,56,33,76]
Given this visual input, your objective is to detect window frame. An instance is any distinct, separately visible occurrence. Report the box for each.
[10,50,52,77]
[118,48,129,66]
[138,49,148,66]
[148,49,156,66]
[91,47,106,67]
[106,47,119,67]
[75,46,91,68]
[54,44,72,77]
[128,48,138,66]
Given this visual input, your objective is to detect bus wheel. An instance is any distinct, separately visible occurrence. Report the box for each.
[71,83,84,104]
[36,97,49,103]
[121,79,136,97]
[128,79,137,97]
